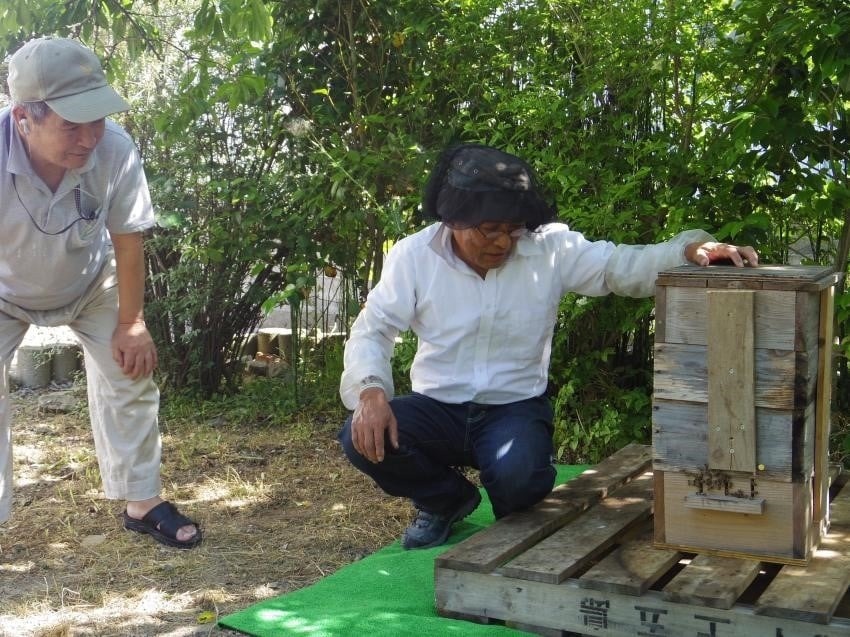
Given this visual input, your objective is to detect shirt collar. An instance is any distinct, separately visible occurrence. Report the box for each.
[428,223,455,260]
[429,223,473,273]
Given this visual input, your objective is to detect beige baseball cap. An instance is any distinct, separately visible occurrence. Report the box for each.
[7,37,130,123]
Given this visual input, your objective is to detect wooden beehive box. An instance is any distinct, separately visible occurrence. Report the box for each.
[652,264,838,565]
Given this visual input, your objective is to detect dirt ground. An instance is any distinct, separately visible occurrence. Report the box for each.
[0,384,412,636]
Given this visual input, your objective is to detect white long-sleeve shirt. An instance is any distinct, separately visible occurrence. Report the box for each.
[339,222,712,409]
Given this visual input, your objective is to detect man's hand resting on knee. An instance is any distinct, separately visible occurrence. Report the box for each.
[352,388,399,463]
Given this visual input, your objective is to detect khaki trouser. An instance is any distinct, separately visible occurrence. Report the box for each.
[0,254,161,523]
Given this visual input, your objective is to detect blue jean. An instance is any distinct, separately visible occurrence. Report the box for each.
[338,393,556,518]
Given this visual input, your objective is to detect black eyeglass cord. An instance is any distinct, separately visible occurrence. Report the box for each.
[12,173,96,236]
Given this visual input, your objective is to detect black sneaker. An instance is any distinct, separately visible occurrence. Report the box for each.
[401,487,482,550]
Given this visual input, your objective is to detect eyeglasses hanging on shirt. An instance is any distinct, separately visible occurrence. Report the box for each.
[12,173,102,236]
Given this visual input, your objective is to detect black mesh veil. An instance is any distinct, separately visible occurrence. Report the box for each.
[422,144,557,230]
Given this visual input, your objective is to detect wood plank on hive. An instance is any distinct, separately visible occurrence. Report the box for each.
[794,288,822,353]
[684,493,764,514]
[661,554,761,610]
[496,471,654,584]
[578,526,682,596]
[814,286,835,543]
[654,285,668,342]
[654,342,797,410]
[661,287,797,350]
[656,264,836,291]
[658,472,801,560]
[435,443,651,573]
[707,290,756,472]
[652,399,811,481]
[755,481,850,624]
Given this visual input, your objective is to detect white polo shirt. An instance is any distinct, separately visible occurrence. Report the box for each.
[0,108,155,310]
[339,222,712,408]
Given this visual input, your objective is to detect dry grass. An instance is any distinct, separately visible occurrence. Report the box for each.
[0,386,411,636]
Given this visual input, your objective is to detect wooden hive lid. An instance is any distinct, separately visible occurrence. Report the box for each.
[656,264,840,291]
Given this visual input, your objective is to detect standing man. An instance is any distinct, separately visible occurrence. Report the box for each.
[1,37,201,548]
[339,143,757,549]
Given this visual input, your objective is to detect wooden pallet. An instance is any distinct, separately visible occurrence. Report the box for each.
[435,444,850,636]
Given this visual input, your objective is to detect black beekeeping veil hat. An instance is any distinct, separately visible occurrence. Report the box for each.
[422,143,557,229]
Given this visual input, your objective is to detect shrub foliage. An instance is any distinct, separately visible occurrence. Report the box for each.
[2,0,848,460]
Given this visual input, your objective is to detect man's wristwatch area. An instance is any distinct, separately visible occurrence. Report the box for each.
[359,375,385,394]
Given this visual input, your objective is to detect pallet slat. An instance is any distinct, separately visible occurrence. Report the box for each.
[435,443,651,573]
[754,542,850,624]
[755,481,850,624]
[661,554,762,610]
[497,472,654,584]
[435,567,850,637]
[435,447,850,635]
[578,527,681,596]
